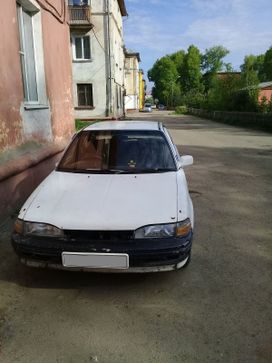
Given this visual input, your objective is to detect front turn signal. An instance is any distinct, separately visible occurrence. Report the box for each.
[14,219,24,235]
[176,219,191,237]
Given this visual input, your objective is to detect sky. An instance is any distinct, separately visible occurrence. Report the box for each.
[123,0,272,91]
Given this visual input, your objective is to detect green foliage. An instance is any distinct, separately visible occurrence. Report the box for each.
[181,90,205,108]
[148,44,272,114]
[239,50,272,83]
[262,47,272,81]
[170,51,185,74]
[225,63,234,72]
[231,89,259,112]
[148,56,179,108]
[241,55,260,87]
[175,105,188,114]
[202,45,230,73]
[202,46,230,91]
[204,74,242,111]
[145,96,154,104]
[75,120,94,131]
[258,95,272,114]
[182,45,203,93]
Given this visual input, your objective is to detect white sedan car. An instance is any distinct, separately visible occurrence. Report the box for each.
[12,121,194,273]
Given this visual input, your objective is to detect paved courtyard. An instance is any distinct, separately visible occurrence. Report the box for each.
[0,112,271,362]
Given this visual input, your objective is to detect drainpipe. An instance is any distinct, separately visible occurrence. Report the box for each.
[104,0,112,117]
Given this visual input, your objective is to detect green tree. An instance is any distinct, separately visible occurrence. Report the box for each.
[240,55,260,86]
[240,55,259,111]
[255,54,265,80]
[262,47,272,81]
[181,45,203,93]
[148,56,179,107]
[204,73,242,111]
[170,50,185,71]
[202,46,230,91]
[202,45,230,73]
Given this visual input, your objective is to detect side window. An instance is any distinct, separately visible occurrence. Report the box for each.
[77,84,94,108]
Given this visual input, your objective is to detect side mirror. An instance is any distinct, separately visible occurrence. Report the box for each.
[179,155,193,168]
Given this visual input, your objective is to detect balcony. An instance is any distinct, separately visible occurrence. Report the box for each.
[69,6,93,30]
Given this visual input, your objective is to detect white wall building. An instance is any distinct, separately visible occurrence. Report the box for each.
[124,50,140,111]
[68,0,127,119]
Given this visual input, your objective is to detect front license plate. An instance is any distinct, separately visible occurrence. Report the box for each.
[62,252,129,269]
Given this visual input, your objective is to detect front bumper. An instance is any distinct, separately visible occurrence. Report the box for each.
[11,231,193,272]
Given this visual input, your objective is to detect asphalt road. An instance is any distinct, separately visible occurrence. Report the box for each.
[0,112,271,362]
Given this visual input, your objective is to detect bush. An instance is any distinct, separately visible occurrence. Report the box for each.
[181,90,205,108]
[231,90,259,112]
[175,105,188,114]
[75,120,94,131]
[258,95,272,114]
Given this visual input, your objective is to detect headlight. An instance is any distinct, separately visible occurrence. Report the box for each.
[14,219,64,238]
[134,219,191,239]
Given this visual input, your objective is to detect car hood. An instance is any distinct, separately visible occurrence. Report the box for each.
[21,171,179,230]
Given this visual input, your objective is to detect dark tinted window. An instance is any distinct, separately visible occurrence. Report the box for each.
[77,84,93,107]
[58,130,176,173]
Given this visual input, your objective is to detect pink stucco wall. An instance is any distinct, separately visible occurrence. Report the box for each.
[0,1,75,218]
[0,151,63,218]
[41,1,75,142]
[0,2,24,150]
[0,0,74,151]
[259,89,272,103]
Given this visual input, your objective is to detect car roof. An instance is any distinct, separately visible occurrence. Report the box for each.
[84,121,160,131]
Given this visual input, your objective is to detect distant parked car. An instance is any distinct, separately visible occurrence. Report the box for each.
[142,103,152,112]
[158,104,165,110]
[12,121,194,273]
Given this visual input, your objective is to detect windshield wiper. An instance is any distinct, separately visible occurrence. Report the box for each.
[141,168,176,173]
[122,168,176,174]
[100,169,127,174]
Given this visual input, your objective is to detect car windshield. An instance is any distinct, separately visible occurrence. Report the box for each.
[57,130,176,174]
[145,104,151,107]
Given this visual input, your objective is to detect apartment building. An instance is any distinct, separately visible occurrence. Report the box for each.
[139,69,146,110]
[68,0,128,118]
[124,49,141,111]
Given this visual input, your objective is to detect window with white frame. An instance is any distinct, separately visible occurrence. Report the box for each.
[16,0,47,106]
[17,2,38,102]
[73,36,91,60]
[69,0,89,6]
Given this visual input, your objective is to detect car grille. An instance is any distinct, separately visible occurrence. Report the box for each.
[63,230,134,242]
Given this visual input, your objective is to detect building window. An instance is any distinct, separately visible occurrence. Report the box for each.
[16,3,38,102]
[69,0,89,6]
[73,36,91,60]
[77,84,93,108]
